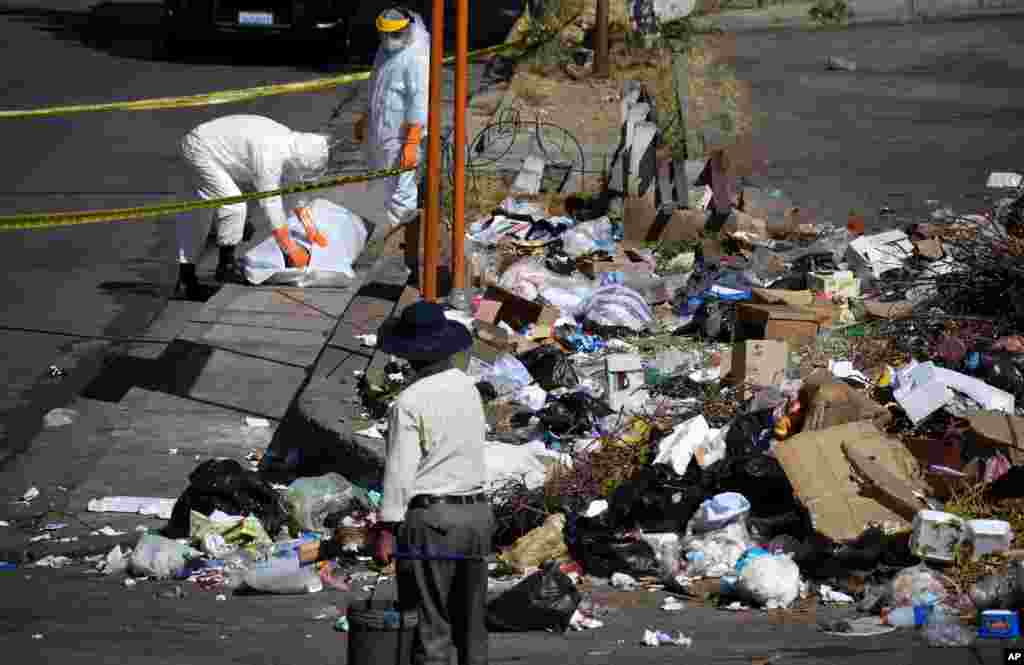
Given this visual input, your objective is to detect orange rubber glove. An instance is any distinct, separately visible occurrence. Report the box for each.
[295,206,328,248]
[399,123,423,170]
[272,227,310,269]
[354,113,368,143]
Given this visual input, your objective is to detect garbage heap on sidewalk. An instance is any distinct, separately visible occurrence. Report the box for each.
[95,165,1024,646]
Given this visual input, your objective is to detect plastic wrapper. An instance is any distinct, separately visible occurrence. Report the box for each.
[736,553,801,609]
[484,354,534,396]
[689,493,752,533]
[190,511,272,551]
[581,285,655,332]
[561,217,617,258]
[129,533,201,579]
[486,561,581,633]
[499,513,569,573]
[287,473,356,535]
[889,563,949,608]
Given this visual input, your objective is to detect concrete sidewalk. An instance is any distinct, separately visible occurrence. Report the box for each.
[696,0,1024,32]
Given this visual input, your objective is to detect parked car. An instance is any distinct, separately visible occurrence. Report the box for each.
[159,0,353,64]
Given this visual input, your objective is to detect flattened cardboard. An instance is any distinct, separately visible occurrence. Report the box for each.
[843,442,927,522]
[969,412,1024,452]
[774,422,923,542]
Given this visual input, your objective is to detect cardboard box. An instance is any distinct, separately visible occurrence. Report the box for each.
[731,339,790,397]
[808,271,861,300]
[774,422,924,542]
[578,254,650,279]
[475,286,559,332]
[623,190,660,245]
[736,303,820,343]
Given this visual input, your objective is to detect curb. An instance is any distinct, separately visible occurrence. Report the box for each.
[700,5,1024,33]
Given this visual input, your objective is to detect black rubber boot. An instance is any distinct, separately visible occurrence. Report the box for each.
[176,262,204,301]
[214,245,241,283]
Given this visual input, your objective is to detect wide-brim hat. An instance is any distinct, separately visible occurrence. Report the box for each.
[377,301,472,362]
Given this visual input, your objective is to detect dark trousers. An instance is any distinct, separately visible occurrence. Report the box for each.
[396,502,494,665]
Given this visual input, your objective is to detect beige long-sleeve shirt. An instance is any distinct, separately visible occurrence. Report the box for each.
[379,368,488,523]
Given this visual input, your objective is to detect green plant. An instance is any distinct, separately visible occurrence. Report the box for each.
[808,0,849,26]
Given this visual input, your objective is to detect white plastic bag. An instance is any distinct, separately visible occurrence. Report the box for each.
[581,285,655,332]
[484,441,548,491]
[241,545,323,594]
[561,217,616,258]
[689,493,751,533]
[241,198,368,286]
[129,533,200,579]
[681,520,754,578]
[484,354,534,395]
[652,415,728,476]
[287,473,355,534]
[737,554,801,609]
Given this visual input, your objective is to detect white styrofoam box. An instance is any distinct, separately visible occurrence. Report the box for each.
[910,510,965,563]
[987,172,1023,189]
[933,367,1015,414]
[845,230,913,280]
[894,376,952,425]
[966,520,1014,561]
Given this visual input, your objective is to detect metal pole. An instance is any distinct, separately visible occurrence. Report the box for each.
[594,0,610,78]
[452,0,468,295]
[423,0,445,301]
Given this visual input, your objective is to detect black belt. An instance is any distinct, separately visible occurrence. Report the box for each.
[409,493,487,510]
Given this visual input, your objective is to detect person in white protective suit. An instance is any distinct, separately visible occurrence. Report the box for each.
[175,114,331,300]
[352,7,430,266]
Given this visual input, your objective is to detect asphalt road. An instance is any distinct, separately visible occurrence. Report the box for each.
[0,0,519,467]
[730,15,1024,230]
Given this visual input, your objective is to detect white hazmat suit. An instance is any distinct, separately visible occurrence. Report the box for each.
[360,11,430,235]
[176,115,329,266]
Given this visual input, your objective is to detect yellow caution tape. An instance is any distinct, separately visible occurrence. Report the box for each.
[0,166,412,231]
[0,41,517,119]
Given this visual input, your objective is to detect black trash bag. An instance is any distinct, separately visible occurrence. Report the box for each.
[486,561,581,633]
[568,522,662,578]
[989,466,1024,500]
[984,352,1024,400]
[539,401,575,435]
[725,410,775,458]
[476,381,498,403]
[164,459,289,540]
[517,346,579,391]
[608,469,704,533]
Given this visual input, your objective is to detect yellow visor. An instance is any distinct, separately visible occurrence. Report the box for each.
[376,15,411,32]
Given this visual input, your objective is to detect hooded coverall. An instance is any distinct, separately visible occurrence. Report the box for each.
[176,114,329,267]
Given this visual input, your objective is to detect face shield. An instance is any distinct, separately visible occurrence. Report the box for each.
[376,9,413,52]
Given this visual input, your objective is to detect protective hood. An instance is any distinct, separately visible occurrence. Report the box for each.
[374,9,429,61]
[290,132,330,178]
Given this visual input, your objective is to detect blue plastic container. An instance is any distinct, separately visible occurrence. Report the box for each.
[978,610,1020,639]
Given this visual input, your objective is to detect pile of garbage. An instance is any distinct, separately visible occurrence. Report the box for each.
[83,162,1024,647]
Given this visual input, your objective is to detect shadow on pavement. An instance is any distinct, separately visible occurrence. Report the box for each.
[81,339,215,403]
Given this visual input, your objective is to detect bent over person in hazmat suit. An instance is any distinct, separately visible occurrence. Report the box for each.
[352,7,430,268]
[175,115,331,300]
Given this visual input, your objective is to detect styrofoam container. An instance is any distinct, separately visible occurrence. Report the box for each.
[966,520,1014,561]
[910,510,964,563]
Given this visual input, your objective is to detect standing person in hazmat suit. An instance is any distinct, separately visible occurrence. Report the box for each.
[352,7,430,269]
[175,114,332,301]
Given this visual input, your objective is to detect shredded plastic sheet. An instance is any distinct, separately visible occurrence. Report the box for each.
[88,496,176,520]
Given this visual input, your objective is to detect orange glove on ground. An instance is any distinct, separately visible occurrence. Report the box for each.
[272,227,310,269]
[354,114,368,143]
[399,123,423,170]
[295,207,328,248]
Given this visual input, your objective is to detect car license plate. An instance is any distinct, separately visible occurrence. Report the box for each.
[238,11,273,26]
